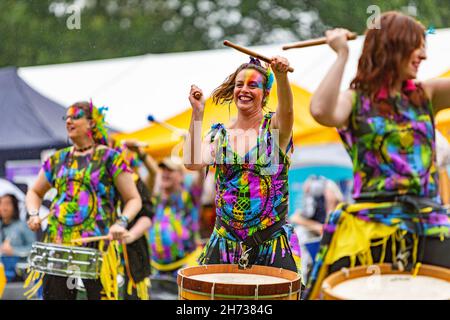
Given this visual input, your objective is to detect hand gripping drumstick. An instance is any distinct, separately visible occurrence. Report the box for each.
[282,32,358,50]
[147,115,188,137]
[223,40,294,73]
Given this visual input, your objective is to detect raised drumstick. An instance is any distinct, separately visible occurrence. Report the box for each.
[147,115,188,136]
[282,32,358,50]
[223,40,294,73]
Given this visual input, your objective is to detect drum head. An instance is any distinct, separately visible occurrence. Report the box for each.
[322,264,450,300]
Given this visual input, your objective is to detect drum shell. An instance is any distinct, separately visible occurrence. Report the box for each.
[177,264,301,300]
[28,242,103,279]
[321,263,450,300]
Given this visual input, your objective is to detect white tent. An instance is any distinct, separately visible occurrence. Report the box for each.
[19,29,450,133]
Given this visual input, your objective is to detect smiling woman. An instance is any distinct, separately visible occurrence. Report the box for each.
[183,55,302,276]
[306,11,450,299]
[24,101,142,300]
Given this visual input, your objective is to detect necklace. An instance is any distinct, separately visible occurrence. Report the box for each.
[74,144,94,152]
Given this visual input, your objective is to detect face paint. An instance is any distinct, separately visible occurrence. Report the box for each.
[63,107,87,121]
[236,69,264,90]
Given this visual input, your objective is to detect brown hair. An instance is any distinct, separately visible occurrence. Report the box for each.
[212,63,270,107]
[68,101,93,119]
[67,101,108,145]
[350,11,425,99]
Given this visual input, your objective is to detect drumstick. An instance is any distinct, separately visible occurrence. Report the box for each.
[282,32,358,50]
[70,234,131,244]
[223,40,294,73]
[147,115,188,136]
[71,235,110,244]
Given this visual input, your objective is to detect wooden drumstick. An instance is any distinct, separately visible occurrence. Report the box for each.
[223,40,294,73]
[71,234,131,244]
[147,115,188,136]
[71,235,110,244]
[282,32,358,50]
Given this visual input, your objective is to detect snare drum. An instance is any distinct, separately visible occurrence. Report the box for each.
[28,242,103,279]
[177,264,301,300]
[322,263,450,300]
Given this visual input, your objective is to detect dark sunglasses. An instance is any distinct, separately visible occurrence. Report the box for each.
[62,114,92,121]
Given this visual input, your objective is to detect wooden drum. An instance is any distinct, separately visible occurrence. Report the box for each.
[322,263,450,300]
[177,264,301,300]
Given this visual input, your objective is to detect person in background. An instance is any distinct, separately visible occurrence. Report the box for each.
[149,156,204,277]
[289,176,343,278]
[0,194,35,281]
[110,139,155,300]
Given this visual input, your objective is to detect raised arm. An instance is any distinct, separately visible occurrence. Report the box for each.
[310,29,354,128]
[271,56,294,151]
[422,78,450,114]
[183,85,213,171]
[26,169,51,231]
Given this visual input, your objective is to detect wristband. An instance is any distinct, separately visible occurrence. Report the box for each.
[115,215,129,228]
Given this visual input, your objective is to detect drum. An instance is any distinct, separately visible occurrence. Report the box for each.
[177,264,301,300]
[28,242,103,279]
[322,263,450,300]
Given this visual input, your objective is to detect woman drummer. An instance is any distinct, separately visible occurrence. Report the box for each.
[306,12,450,299]
[26,101,142,300]
[184,56,301,273]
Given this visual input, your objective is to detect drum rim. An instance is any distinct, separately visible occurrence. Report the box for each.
[321,263,450,300]
[177,264,301,298]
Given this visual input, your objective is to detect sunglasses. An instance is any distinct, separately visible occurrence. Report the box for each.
[63,109,91,121]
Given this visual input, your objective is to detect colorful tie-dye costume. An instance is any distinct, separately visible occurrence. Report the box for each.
[198,112,301,273]
[149,185,201,275]
[43,146,130,243]
[305,81,450,299]
[25,146,131,300]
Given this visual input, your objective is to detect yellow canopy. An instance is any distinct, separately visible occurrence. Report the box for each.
[436,69,450,142]
[114,83,340,159]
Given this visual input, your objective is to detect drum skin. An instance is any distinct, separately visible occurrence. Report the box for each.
[321,263,450,300]
[177,264,301,300]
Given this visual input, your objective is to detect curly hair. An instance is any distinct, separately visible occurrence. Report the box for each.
[350,11,425,99]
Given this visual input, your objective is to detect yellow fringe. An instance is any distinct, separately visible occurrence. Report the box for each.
[151,247,203,272]
[413,262,422,277]
[99,240,120,300]
[0,263,5,299]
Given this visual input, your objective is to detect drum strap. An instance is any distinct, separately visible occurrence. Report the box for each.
[215,217,285,248]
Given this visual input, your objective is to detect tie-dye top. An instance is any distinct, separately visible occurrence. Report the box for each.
[43,146,130,244]
[338,81,439,201]
[149,185,201,264]
[210,112,292,240]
